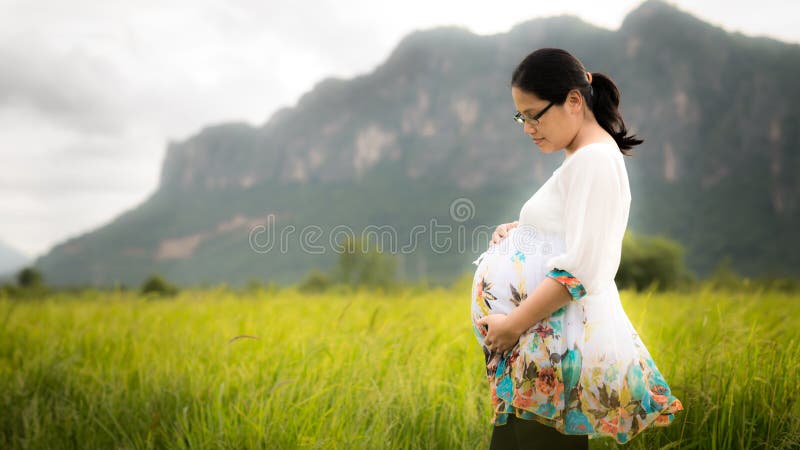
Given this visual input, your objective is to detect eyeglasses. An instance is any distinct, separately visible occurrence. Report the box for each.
[513,102,554,127]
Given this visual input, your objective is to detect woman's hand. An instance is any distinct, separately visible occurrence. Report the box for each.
[490,220,519,248]
[475,313,520,354]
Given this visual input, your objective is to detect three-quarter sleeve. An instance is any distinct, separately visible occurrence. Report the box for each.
[546,268,587,301]
[545,145,630,298]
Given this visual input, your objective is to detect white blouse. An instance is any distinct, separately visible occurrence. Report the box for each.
[518,142,632,297]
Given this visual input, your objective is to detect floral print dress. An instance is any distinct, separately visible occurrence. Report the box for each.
[470,142,683,444]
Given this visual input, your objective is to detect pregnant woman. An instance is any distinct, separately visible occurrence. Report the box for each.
[470,48,683,448]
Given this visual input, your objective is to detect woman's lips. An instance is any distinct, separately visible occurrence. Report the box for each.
[533,138,545,145]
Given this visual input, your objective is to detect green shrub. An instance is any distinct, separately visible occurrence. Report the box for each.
[140,274,179,297]
[704,256,799,292]
[16,267,43,288]
[3,267,51,300]
[298,270,333,293]
[331,236,398,289]
[617,231,692,291]
[752,275,799,292]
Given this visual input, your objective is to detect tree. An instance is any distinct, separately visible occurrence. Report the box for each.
[332,236,398,289]
[617,231,691,291]
[140,274,179,297]
[16,267,43,288]
[298,269,333,293]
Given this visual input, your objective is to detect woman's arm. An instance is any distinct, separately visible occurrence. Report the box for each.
[477,274,579,353]
[477,276,573,352]
[544,145,629,296]
[505,276,573,336]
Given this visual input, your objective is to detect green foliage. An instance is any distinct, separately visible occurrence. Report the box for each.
[751,276,800,293]
[617,231,693,291]
[16,267,43,288]
[139,274,179,297]
[241,278,280,295]
[703,255,800,293]
[0,283,15,299]
[330,236,398,289]
[0,267,51,300]
[297,269,334,293]
[706,255,744,290]
[295,235,403,293]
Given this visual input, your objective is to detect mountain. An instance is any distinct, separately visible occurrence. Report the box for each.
[0,240,30,281]
[33,0,800,287]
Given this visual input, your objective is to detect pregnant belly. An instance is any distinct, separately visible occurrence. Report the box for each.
[470,226,566,348]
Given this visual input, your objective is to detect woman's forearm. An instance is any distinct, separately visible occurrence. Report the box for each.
[506,277,573,336]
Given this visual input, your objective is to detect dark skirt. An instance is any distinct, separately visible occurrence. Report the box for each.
[490,414,589,450]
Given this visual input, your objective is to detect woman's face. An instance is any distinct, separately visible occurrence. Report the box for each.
[511,86,583,154]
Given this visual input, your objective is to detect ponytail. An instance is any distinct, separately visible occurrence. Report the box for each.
[589,72,643,154]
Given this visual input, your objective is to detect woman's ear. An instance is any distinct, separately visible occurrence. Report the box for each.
[566,89,584,114]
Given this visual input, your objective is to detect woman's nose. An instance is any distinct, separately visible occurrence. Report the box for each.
[523,121,537,135]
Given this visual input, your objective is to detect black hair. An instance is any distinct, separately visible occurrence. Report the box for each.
[510,48,642,155]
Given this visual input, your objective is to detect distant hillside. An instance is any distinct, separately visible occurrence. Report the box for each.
[34,0,800,287]
[0,240,29,280]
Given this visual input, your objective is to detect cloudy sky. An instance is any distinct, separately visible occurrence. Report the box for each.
[0,0,796,260]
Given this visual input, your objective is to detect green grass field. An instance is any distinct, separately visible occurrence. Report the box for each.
[1,282,798,449]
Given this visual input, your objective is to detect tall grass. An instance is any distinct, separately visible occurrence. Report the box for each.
[1,283,798,449]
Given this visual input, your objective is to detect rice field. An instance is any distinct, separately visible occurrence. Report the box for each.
[1,281,798,449]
